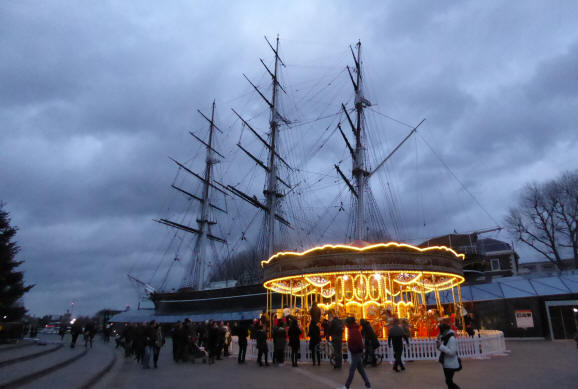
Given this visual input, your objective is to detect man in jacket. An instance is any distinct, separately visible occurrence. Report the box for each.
[234,321,249,364]
[388,318,409,371]
[328,311,344,368]
[338,317,372,389]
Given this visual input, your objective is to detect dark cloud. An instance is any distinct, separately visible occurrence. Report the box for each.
[1,1,577,316]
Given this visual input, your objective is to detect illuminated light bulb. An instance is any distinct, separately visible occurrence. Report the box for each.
[374,273,381,279]
[343,275,349,281]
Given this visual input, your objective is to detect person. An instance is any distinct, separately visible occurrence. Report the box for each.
[259,310,270,333]
[151,321,163,368]
[134,323,146,364]
[70,321,83,348]
[328,311,344,368]
[464,313,475,337]
[338,317,372,389]
[321,318,330,341]
[360,319,379,366]
[309,301,321,324]
[308,321,321,366]
[172,321,185,362]
[273,320,286,365]
[283,305,291,319]
[103,324,112,343]
[288,318,302,367]
[437,318,461,389]
[217,321,226,360]
[84,320,96,348]
[223,322,231,357]
[58,324,67,341]
[255,323,269,367]
[142,321,155,369]
[234,321,249,364]
[388,318,409,372]
[207,321,219,365]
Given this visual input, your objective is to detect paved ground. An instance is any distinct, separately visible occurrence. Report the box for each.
[97,339,578,389]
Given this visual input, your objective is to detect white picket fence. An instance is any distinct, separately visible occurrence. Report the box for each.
[232,330,506,363]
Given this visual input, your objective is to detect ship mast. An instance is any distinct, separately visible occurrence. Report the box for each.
[264,36,281,258]
[351,42,368,241]
[189,100,217,290]
[336,41,421,242]
[227,35,292,261]
[155,101,228,290]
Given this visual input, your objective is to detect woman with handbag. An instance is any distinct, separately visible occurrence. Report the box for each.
[436,318,461,389]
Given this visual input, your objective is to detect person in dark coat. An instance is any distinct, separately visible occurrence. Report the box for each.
[328,311,344,368]
[58,324,67,341]
[172,321,185,362]
[340,317,372,389]
[388,318,409,372]
[273,320,286,365]
[308,321,321,366]
[255,324,269,367]
[216,321,226,360]
[309,301,322,324]
[207,321,219,365]
[288,318,302,367]
[234,321,249,364]
[151,321,163,368]
[133,323,146,363]
[464,313,475,337]
[360,319,379,366]
[321,318,330,341]
[84,321,96,348]
[70,321,83,348]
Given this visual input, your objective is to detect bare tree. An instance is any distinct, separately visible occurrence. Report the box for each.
[506,171,578,270]
[555,172,578,265]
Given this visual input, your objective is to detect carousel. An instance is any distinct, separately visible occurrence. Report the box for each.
[262,241,466,338]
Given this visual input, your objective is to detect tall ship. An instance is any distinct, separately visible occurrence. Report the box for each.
[126,36,502,333]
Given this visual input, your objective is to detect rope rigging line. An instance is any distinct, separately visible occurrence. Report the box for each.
[417,132,501,227]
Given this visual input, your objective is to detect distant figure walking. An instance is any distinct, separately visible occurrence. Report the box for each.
[84,321,96,348]
[234,321,249,364]
[388,318,409,372]
[288,318,302,367]
[58,324,67,341]
[70,321,83,348]
[273,321,286,365]
[464,313,475,337]
[328,310,344,368]
[308,321,321,366]
[255,324,269,367]
[360,319,379,366]
[437,318,462,389]
[207,321,219,365]
[309,301,321,324]
[151,321,163,368]
[339,317,372,389]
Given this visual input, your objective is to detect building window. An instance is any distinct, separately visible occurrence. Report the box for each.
[490,258,501,271]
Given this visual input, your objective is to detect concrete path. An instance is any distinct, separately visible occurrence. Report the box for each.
[98,339,578,389]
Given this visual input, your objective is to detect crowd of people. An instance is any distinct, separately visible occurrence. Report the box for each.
[115,321,164,369]
[106,307,462,389]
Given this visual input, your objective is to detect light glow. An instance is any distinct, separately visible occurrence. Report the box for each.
[261,241,465,267]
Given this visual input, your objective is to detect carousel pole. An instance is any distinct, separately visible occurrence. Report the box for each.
[457,284,465,331]
[451,285,457,315]
[290,280,293,314]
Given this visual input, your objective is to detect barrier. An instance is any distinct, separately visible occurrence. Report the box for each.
[233,330,507,363]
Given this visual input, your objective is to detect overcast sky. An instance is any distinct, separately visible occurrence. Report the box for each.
[1,1,577,317]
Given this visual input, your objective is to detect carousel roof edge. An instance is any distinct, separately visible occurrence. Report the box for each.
[261,242,466,268]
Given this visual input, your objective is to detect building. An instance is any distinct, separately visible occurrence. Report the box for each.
[420,233,519,282]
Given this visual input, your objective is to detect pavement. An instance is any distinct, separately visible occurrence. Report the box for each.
[97,339,578,389]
